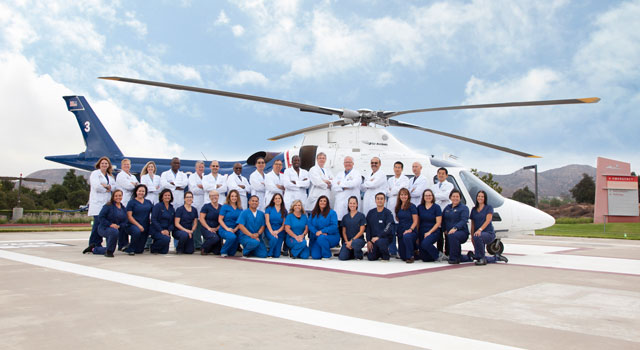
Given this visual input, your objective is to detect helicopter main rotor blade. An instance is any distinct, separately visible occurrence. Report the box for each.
[388,119,540,158]
[386,97,600,118]
[99,76,343,117]
[269,120,348,141]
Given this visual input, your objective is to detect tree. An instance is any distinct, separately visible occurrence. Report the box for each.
[1,180,14,193]
[62,169,89,192]
[512,186,535,206]
[470,168,503,194]
[570,173,595,204]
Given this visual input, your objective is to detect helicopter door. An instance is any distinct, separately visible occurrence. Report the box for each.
[299,145,318,170]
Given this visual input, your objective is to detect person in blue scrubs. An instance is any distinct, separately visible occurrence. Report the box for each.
[199,190,222,255]
[173,191,198,254]
[124,184,153,255]
[470,190,508,265]
[417,189,443,262]
[265,193,287,258]
[218,189,243,257]
[149,189,174,254]
[395,188,418,263]
[366,193,395,261]
[442,189,471,264]
[338,196,366,260]
[236,195,268,258]
[93,190,127,257]
[308,195,339,259]
[284,200,310,259]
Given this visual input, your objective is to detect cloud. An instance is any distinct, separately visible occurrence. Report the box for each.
[231,24,245,36]
[214,10,230,25]
[0,2,38,52]
[224,66,269,86]
[124,11,148,37]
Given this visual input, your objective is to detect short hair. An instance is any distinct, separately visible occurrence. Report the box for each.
[133,184,148,198]
[273,159,283,165]
[208,190,219,197]
[289,199,304,213]
[394,161,404,169]
[141,161,156,175]
[108,189,123,206]
[248,195,260,202]
[121,158,131,166]
[255,157,265,164]
[225,189,242,209]
[311,195,331,218]
[94,156,113,175]
[195,160,204,167]
[317,152,326,159]
[395,188,411,214]
[449,189,461,199]
[158,188,173,203]
[375,192,386,200]
[420,189,436,206]
[437,167,448,175]
[184,191,194,199]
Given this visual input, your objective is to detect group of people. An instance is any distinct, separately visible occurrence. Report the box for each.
[83,153,508,265]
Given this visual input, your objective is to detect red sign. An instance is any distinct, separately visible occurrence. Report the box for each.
[607,176,637,182]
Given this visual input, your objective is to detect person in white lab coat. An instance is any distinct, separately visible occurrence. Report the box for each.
[160,157,189,208]
[115,158,138,207]
[83,156,116,254]
[361,157,387,215]
[387,161,410,220]
[226,162,251,209]
[282,155,310,210]
[409,162,429,206]
[140,161,161,204]
[332,156,362,222]
[264,159,285,207]
[188,161,206,211]
[202,160,227,205]
[249,157,267,211]
[307,152,334,210]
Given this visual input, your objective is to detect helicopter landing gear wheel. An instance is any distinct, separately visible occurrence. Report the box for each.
[486,239,504,255]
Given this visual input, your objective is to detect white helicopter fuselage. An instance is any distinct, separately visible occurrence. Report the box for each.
[284,124,555,237]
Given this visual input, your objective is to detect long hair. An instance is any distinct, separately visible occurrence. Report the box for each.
[289,199,304,214]
[141,161,156,176]
[311,195,331,218]
[108,189,123,206]
[133,184,148,199]
[267,193,287,220]
[158,188,173,203]
[475,190,488,210]
[94,156,113,176]
[420,189,436,206]
[395,188,411,214]
[225,189,242,209]
[347,196,359,213]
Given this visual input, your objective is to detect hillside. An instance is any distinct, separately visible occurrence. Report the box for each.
[23,169,90,192]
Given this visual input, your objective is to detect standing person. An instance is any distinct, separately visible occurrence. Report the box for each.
[338,196,366,261]
[442,189,470,264]
[432,167,454,256]
[124,184,153,255]
[265,159,285,207]
[395,188,418,263]
[361,157,387,215]
[469,191,508,265]
[141,161,161,204]
[160,157,188,208]
[199,191,222,255]
[226,163,251,209]
[387,161,410,218]
[115,158,138,207]
[308,196,339,260]
[332,156,362,222]
[236,195,268,258]
[366,193,395,261]
[149,189,174,254]
[417,189,443,262]
[409,162,429,206]
[83,156,115,254]
[173,191,198,254]
[284,200,310,259]
[91,190,127,258]
[265,193,287,258]
[307,152,333,210]
[249,157,267,211]
[202,160,227,205]
[188,161,206,250]
[218,190,243,257]
[283,155,310,210]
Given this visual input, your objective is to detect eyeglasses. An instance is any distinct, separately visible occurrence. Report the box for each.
[371,162,379,165]
[211,165,219,168]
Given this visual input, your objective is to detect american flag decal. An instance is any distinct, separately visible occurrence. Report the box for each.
[70,100,77,107]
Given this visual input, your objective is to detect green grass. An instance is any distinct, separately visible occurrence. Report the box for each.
[536,222,640,240]
[554,217,593,224]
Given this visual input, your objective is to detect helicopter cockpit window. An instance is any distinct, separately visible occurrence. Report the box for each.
[431,175,466,205]
[458,170,505,208]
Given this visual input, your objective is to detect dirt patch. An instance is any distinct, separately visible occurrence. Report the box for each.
[540,203,593,218]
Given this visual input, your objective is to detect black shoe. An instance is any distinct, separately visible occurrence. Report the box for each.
[82,244,95,254]
[105,251,114,258]
[467,251,475,261]
[406,258,415,264]
[281,250,290,257]
[120,244,130,252]
[475,257,487,265]
[448,259,460,264]
[497,254,509,263]
[201,249,208,256]
[126,251,135,256]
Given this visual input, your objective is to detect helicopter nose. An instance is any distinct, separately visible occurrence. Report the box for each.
[506,199,556,230]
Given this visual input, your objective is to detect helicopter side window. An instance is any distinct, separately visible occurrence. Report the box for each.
[458,170,505,208]
[431,175,466,205]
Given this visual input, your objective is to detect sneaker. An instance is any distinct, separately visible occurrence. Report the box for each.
[82,244,95,254]
[497,254,509,263]
[220,253,228,257]
[447,259,460,264]
[475,257,487,266]
[126,251,135,256]
[436,252,446,262]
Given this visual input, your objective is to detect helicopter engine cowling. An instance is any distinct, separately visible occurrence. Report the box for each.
[341,108,360,120]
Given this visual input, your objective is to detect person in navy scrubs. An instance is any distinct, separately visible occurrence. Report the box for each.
[173,191,198,254]
[338,196,366,260]
[442,189,471,264]
[149,189,174,254]
[199,190,222,255]
[284,200,310,259]
[469,190,508,265]
[265,193,287,258]
[308,195,339,259]
[93,190,127,257]
[395,188,419,263]
[236,195,268,258]
[218,189,243,257]
[417,189,443,262]
[124,184,153,255]
[366,193,395,261]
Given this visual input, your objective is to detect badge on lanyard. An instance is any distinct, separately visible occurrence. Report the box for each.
[378,220,383,223]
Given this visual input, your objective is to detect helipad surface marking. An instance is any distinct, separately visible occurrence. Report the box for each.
[0,249,521,350]
[0,242,69,249]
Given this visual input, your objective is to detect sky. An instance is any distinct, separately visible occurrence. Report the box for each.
[1,0,638,177]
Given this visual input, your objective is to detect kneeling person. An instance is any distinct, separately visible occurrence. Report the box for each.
[366,193,395,261]
[339,196,366,260]
[236,195,268,258]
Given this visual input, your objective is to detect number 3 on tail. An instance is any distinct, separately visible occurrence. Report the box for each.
[84,121,91,132]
